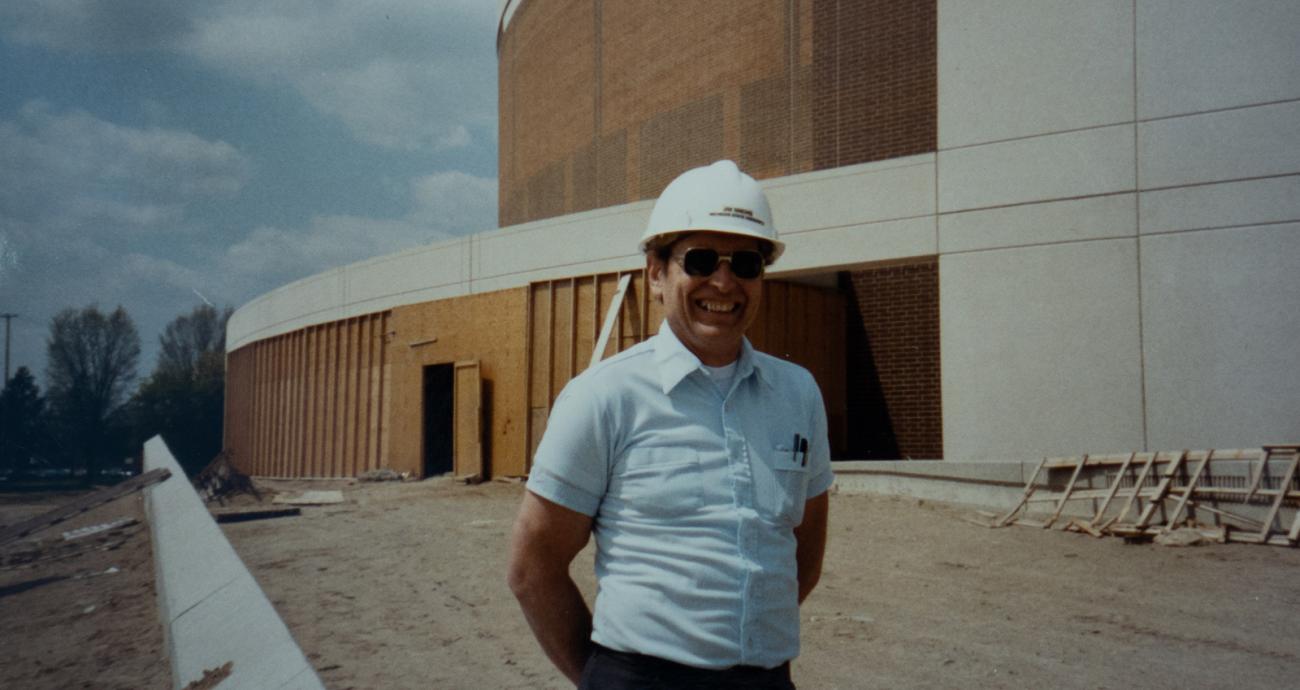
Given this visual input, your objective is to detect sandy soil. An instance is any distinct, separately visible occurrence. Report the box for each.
[220,478,1300,690]
[0,490,170,690]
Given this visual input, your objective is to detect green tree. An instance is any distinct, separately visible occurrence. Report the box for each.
[46,305,140,480]
[132,305,232,476]
[1,367,49,478]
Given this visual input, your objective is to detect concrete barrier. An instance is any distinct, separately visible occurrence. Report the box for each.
[832,455,1298,526]
[143,436,323,690]
[834,459,1033,509]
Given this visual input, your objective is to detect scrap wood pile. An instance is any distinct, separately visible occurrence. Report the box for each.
[0,468,171,556]
[192,451,262,506]
[987,445,1299,546]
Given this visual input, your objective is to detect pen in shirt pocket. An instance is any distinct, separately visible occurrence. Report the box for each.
[791,433,810,466]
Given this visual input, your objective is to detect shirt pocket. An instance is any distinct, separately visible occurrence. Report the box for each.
[754,444,810,525]
[614,447,704,518]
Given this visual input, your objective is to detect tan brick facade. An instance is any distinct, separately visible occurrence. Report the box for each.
[498,0,937,225]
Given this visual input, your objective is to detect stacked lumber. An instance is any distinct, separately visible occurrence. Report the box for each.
[988,445,1299,546]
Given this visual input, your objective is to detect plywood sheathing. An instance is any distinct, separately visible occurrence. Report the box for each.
[387,289,529,478]
[223,312,390,478]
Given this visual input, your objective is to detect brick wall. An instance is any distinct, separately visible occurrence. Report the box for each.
[842,261,942,459]
[498,0,937,226]
[813,0,937,168]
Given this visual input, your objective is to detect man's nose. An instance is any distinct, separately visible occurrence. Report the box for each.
[708,260,739,290]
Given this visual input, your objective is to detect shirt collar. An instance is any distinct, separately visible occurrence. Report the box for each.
[651,321,771,395]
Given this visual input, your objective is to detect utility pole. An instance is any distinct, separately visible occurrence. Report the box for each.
[0,312,15,384]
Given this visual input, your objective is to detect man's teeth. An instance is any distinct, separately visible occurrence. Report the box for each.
[698,300,737,313]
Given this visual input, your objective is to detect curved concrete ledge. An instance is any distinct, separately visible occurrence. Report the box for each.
[226,157,936,353]
[143,437,323,690]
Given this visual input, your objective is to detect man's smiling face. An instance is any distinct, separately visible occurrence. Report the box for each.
[648,231,765,366]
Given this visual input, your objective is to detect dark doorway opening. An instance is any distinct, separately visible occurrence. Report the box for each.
[839,261,943,460]
[423,363,454,476]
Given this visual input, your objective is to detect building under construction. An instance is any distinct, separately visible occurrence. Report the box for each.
[223,1,1300,480]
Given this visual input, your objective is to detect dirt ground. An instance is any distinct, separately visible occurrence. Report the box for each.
[217,477,1300,690]
[4,477,1296,689]
[0,490,170,690]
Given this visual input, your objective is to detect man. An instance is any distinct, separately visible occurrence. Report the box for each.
[508,160,833,689]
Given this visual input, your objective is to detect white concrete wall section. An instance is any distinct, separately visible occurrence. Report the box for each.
[471,201,649,292]
[1139,100,1300,189]
[1137,0,1300,120]
[143,437,323,690]
[227,160,943,351]
[938,124,1135,213]
[939,194,1136,254]
[1140,224,1300,450]
[940,239,1146,461]
[1140,176,1300,236]
[770,156,937,273]
[343,240,469,312]
[937,0,1133,149]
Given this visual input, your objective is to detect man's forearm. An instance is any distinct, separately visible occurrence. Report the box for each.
[795,492,830,604]
[512,572,593,684]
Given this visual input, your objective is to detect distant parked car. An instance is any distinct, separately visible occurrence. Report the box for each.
[99,467,137,481]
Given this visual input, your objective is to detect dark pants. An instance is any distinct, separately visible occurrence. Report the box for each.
[578,643,796,690]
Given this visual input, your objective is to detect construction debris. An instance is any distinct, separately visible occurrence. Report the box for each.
[62,517,138,541]
[182,661,233,690]
[989,445,1299,547]
[358,468,406,482]
[212,507,301,524]
[272,490,345,506]
[193,451,262,505]
[0,469,171,548]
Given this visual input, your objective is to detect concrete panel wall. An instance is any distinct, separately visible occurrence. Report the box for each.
[938,0,1133,148]
[932,0,1300,461]
[1137,0,1300,120]
[938,124,1135,213]
[1140,177,1300,236]
[940,240,1146,460]
[1139,100,1300,189]
[939,194,1136,254]
[1140,223,1300,449]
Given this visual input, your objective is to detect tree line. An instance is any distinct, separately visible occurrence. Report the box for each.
[0,303,231,483]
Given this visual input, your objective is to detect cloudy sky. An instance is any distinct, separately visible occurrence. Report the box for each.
[0,0,500,387]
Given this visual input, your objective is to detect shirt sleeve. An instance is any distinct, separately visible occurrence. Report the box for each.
[525,376,611,517]
[805,374,835,499]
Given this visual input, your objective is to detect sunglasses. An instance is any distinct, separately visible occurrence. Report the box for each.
[676,248,767,280]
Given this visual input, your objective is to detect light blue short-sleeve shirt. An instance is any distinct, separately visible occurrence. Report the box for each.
[527,323,835,670]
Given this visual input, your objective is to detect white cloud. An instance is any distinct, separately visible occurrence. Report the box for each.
[219,169,496,293]
[183,0,497,152]
[0,0,197,52]
[408,170,498,230]
[0,103,251,376]
[1,1,498,151]
[299,59,475,152]
[0,101,250,228]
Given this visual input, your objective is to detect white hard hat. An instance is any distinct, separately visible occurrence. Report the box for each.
[639,160,784,264]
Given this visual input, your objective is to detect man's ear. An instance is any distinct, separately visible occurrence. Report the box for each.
[646,253,666,303]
